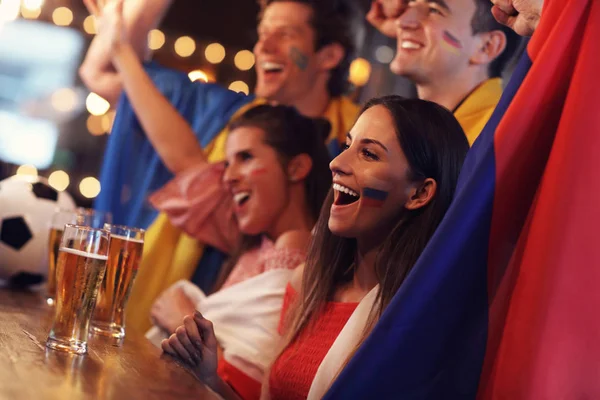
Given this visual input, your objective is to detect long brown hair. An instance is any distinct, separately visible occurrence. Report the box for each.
[285,96,469,346]
[212,104,332,292]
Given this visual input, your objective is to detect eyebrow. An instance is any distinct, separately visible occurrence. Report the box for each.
[346,133,389,152]
[427,0,451,12]
[234,148,252,156]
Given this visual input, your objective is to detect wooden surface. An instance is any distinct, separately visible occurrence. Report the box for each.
[0,288,215,399]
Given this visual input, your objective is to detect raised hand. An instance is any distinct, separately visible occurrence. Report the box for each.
[366,0,405,38]
[162,312,220,385]
[491,0,543,37]
[83,0,128,53]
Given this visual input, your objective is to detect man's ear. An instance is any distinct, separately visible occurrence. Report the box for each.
[316,42,345,72]
[469,30,507,68]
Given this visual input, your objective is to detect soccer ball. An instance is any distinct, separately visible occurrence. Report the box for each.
[0,175,76,287]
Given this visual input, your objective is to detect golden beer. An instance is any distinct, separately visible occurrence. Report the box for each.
[47,209,100,304]
[46,224,110,355]
[46,227,63,304]
[92,234,144,339]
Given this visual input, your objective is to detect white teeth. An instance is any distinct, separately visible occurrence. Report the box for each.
[262,61,284,71]
[332,183,358,197]
[233,192,250,205]
[401,41,422,49]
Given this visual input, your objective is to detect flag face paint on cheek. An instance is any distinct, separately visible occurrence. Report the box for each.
[250,167,268,177]
[441,31,462,54]
[290,47,309,70]
[362,187,389,208]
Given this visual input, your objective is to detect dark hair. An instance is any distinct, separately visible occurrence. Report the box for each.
[287,96,469,346]
[471,0,522,78]
[212,104,332,291]
[259,0,363,97]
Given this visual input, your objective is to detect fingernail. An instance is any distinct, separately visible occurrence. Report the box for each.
[195,340,203,348]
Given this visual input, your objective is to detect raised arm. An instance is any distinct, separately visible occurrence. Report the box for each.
[85,0,206,173]
[79,0,173,105]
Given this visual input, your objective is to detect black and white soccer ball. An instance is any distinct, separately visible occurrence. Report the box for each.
[0,175,76,287]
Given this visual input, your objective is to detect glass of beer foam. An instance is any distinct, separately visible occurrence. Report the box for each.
[46,224,110,354]
[47,210,95,306]
[91,224,145,341]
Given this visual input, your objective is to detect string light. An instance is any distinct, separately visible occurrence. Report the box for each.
[174,36,195,57]
[48,170,69,192]
[86,115,105,136]
[148,29,165,50]
[52,7,73,26]
[16,165,38,177]
[101,111,116,133]
[86,93,110,116]
[20,1,42,19]
[205,43,226,64]
[188,70,209,83]
[22,0,44,10]
[83,15,96,34]
[0,0,20,23]
[79,177,101,199]
[228,81,249,95]
[234,50,255,71]
[349,58,372,87]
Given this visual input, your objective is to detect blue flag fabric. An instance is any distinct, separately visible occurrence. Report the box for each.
[94,62,255,229]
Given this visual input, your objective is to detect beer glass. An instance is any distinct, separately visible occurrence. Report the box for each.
[47,210,93,305]
[91,224,144,340]
[46,224,110,355]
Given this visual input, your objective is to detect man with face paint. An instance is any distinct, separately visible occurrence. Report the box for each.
[368,0,521,145]
[80,0,363,333]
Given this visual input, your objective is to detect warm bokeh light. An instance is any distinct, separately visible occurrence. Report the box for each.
[228,81,249,95]
[16,164,38,177]
[23,0,44,10]
[48,170,70,192]
[148,29,165,50]
[101,110,116,133]
[51,88,78,113]
[234,50,255,71]
[0,0,20,22]
[205,43,226,64]
[375,45,395,64]
[52,7,73,26]
[188,70,209,83]
[349,58,372,87]
[86,93,110,116]
[83,15,96,34]
[20,2,41,19]
[79,177,101,199]
[86,115,105,136]
[174,36,195,57]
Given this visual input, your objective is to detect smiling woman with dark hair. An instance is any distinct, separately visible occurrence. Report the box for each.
[144,103,331,399]
[162,95,469,400]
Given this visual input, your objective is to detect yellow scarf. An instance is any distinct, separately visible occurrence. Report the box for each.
[125,97,359,333]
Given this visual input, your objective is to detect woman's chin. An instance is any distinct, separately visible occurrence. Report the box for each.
[327,219,356,238]
[238,220,265,237]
